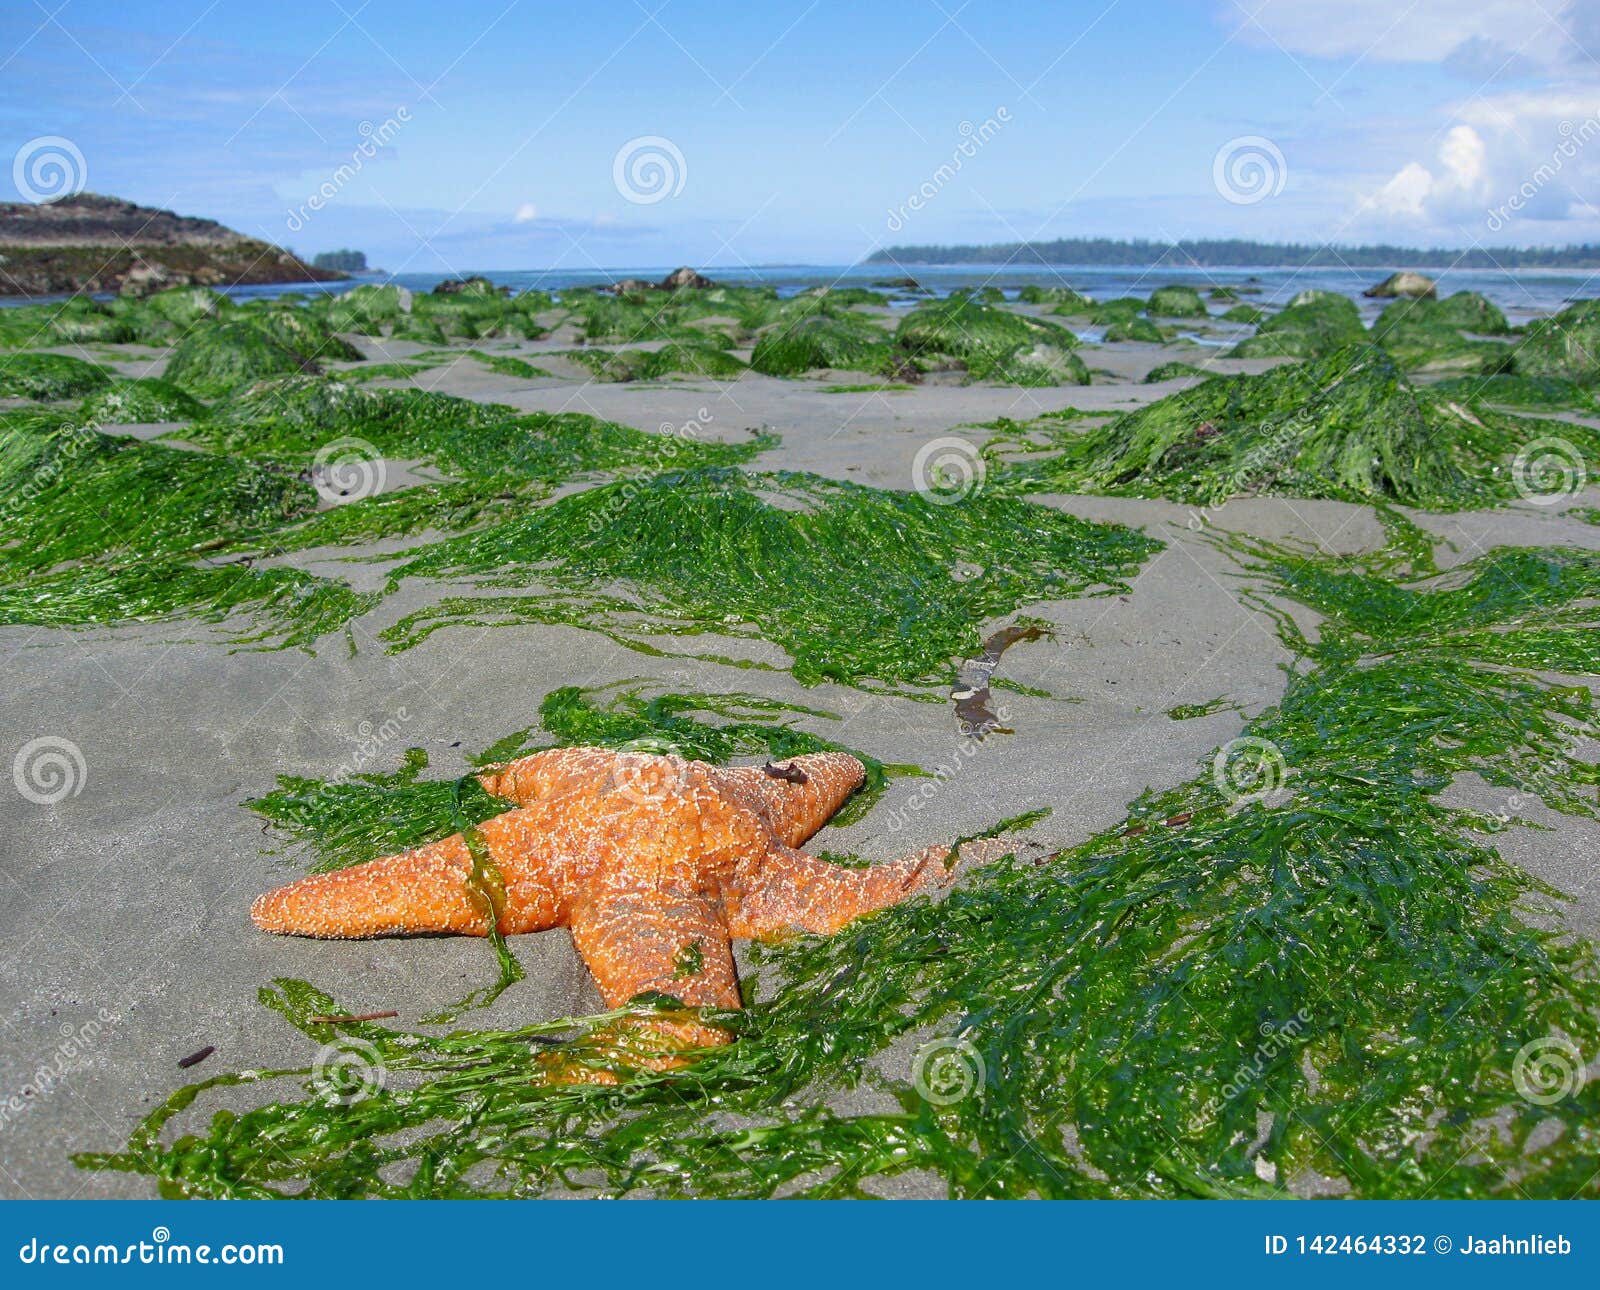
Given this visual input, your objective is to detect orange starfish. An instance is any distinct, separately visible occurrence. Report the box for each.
[251,747,968,1072]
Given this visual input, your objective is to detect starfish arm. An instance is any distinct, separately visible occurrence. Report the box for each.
[729,842,957,939]
[569,885,740,1011]
[477,746,620,806]
[250,835,489,939]
[712,752,866,847]
[250,804,574,939]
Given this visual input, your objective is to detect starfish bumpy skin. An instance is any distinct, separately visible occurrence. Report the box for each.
[252,747,965,1069]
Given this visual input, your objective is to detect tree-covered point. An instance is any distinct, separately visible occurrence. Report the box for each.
[311,249,367,272]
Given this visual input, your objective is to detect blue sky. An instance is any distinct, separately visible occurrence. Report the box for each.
[4,1,1600,270]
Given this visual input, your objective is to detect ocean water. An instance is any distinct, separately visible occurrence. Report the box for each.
[11,261,1596,323]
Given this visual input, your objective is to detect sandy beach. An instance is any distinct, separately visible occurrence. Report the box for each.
[4,291,1600,1198]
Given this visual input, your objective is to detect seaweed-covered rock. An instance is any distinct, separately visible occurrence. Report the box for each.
[1147,285,1207,318]
[433,276,504,296]
[80,377,206,424]
[573,343,746,382]
[1510,299,1600,385]
[1375,291,1509,336]
[1144,360,1214,383]
[660,267,717,291]
[751,314,891,377]
[1429,372,1596,411]
[0,352,113,401]
[1103,316,1168,344]
[1375,320,1511,376]
[1228,293,1365,359]
[1018,284,1094,308]
[1007,343,1584,510]
[1220,304,1265,324]
[142,285,228,328]
[162,321,319,396]
[897,297,1083,386]
[1208,287,1240,301]
[1085,297,1146,325]
[245,306,365,364]
[317,284,410,335]
[1364,271,1437,299]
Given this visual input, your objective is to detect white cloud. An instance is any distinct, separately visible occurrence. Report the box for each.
[1359,91,1600,236]
[514,202,540,223]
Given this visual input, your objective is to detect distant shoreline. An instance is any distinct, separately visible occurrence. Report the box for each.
[863,239,1600,270]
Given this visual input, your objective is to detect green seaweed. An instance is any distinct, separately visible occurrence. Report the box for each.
[749,314,893,377]
[163,322,319,397]
[80,377,207,424]
[80,519,1600,1198]
[381,466,1160,688]
[0,352,113,401]
[1004,343,1600,510]
[1229,293,1365,359]
[1166,696,1241,720]
[1147,285,1208,318]
[897,297,1085,385]
[1509,299,1600,385]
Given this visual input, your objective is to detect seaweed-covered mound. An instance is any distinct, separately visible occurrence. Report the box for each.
[80,377,206,424]
[1017,284,1093,308]
[1103,317,1167,344]
[1430,372,1596,411]
[1146,285,1207,318]
[571,341,746,382]
[0,352,113,401]
[1228,293,1365,359]
[163,321,319,396]
[750,314,891,377]
[1510,298,1600,385]
[1375,291,1509,336]
[1220,304,1264,324]
[1006,343,1594,509]
[1144,360,1214,383]
[383,466,1159,687]
[0,411,370,645]
[897,297,1085,386]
